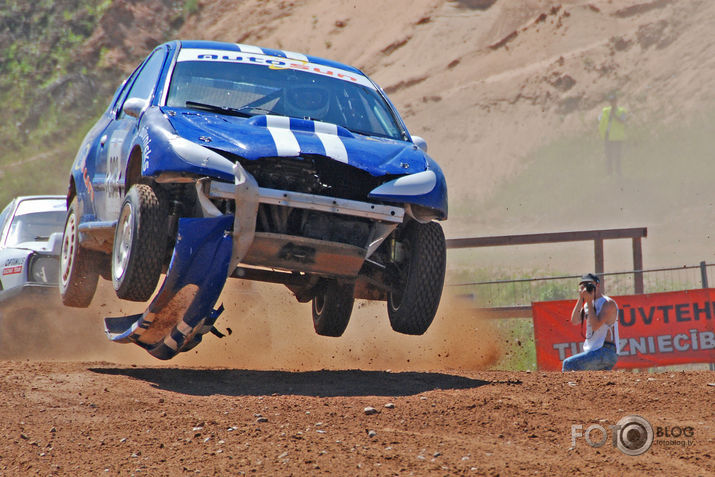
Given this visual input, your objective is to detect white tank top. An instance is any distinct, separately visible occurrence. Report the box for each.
[583,295,620,354]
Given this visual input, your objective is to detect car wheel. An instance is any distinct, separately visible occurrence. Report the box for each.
[59,197,100,308]
[112,184,168,302]
[387,221,446,335]
[312,279,355,337]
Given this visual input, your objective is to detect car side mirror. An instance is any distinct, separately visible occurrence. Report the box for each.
[412,135,428,153]
[123,97,147,118]
[48,232,63,255]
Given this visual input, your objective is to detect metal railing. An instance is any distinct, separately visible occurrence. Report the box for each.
[449,262,714,318]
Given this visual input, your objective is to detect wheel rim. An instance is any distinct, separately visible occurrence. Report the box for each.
[60,212,77,289]
[314,290,326,316]
[389,239,411,310]
[389,286,404,310]
[113,202,134,281]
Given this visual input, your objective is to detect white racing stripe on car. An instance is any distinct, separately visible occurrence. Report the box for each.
[266,116,301,157]
[314,122,348,164]
[282,50,309,63]
[236,43,264,55]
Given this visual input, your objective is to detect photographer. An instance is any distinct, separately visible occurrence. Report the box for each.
[562,273,620,371]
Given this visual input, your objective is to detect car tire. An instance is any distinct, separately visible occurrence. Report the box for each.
[112,184,167,302]
[59,197,100,308]
[312,279,355,337]
[387,221,446,335]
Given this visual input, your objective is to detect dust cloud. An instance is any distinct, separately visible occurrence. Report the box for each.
[0,282,156,364]
[175,280,503,371]
[0,277,502,371]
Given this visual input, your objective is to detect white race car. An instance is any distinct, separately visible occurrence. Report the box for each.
[0,196,66,305]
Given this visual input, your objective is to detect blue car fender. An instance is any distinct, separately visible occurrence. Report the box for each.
[139,109,236,182]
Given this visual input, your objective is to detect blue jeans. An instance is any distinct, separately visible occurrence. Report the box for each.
[562,343,618,371]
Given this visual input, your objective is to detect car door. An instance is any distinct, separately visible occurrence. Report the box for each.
[86,67,140,221]
[95,47,169,221]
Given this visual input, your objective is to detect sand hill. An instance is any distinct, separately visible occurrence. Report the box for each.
[79,0,715,266]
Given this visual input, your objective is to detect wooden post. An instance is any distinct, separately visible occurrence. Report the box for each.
[633,237,644,294]
[594,238,604,292]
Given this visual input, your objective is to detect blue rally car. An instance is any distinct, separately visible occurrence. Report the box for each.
[60,40,447,359]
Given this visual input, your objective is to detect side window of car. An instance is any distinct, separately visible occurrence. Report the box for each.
[111,68,141,118]
[117,48,167,118]
[0,201,15,245]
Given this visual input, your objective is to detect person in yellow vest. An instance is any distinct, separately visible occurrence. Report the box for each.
[598,92,627,176]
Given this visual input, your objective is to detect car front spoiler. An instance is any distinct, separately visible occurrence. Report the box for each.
[104,215,233,360]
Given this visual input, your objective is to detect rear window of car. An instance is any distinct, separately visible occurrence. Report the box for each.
[4,200,66,247]
[165,50,404,140]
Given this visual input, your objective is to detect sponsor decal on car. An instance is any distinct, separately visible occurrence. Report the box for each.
[177,48,375,89]
[82,166,95,201]
[2,265,22,276]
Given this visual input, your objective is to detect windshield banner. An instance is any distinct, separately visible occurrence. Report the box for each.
[532,288,715,370]
[176,48,375,89]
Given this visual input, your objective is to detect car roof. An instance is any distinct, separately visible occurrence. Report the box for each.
[14,195,65,204]
[176,40,366,77]
[11,196,65,211]
[12,196,65,213]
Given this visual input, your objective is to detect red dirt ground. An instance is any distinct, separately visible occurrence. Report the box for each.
[0,360,712,476]
[0,285,713,475]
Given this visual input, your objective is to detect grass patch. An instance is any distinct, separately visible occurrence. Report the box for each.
[0,115,98,206]
[490,318,537,371]
[447,266,574,370]
[0,1,113,153]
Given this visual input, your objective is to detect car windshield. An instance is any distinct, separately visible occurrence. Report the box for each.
[165,52,405,140]
[5,200,66,247]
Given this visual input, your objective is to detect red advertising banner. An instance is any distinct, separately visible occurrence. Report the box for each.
[532,289,715,370]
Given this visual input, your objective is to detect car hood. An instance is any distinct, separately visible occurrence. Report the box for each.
[166,110,428,176]
[9,241,58,254]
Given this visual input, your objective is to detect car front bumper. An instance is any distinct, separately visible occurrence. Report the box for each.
[204,163,404,277]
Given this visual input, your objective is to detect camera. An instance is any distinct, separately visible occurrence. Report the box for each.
[583,282,596,293]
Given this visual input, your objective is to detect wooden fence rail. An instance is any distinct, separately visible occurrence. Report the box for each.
[446,227,648,319]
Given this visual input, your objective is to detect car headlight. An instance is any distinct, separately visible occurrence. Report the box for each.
[369,170,437,197]
[29,255,59,284]
[168,135,236,177]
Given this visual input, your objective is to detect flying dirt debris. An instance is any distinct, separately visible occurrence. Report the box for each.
[60,41,447,359]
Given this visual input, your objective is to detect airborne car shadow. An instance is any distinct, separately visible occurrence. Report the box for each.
[90,367,488,397]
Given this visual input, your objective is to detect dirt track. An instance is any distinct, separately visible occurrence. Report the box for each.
[0,287,713,475]
[0,360,711,476]
[2,3,715,473]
